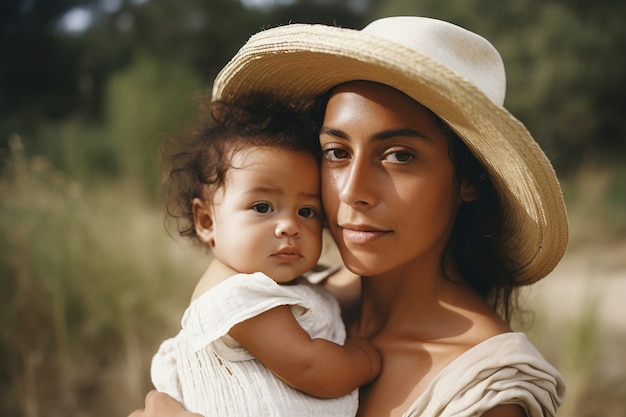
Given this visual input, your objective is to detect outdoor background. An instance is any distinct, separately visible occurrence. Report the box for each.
[1,0,625,416]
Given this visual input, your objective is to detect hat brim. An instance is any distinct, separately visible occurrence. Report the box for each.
[212,23,568,285]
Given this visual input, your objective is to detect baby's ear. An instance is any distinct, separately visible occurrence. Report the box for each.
[459,179,479,202]
[192,198,215,246]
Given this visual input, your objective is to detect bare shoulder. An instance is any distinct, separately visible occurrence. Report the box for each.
[448,283,512,341]
[482,403,527,417]
[190,259,238,301]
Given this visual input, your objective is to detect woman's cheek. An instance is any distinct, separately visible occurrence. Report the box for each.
[321,171,341,218]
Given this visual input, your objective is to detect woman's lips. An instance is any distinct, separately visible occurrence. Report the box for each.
[340,224,389,244]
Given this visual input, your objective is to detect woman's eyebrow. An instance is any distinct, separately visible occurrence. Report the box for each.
[373,128,431,142]
[320,126,347,139]
[320,126,431,141]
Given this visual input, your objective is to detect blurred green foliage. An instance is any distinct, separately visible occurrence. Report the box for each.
[2,0,625,182]
[105,52,201,194]
[1,0,374,191]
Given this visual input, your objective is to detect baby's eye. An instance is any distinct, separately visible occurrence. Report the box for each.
[297,207,317,218]
[252,202,273,213]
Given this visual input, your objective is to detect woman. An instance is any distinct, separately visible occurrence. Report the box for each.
[130,16,567,417]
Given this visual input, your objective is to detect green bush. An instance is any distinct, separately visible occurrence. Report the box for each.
[106,52,202,196]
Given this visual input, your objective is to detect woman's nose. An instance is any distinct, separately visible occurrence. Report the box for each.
[336,157,377,208]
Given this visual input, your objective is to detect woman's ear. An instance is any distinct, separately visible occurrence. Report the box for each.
[459,179,479,202]
[192,198,215,246]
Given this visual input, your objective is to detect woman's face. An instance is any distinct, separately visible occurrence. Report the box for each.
[320,81,472,277]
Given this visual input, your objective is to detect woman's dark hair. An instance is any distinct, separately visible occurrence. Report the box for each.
[433,114,518,324]
[160,92,324,243]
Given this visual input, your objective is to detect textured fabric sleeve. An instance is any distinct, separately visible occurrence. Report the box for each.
[182,272,319,360]
[404,333,565,417]
[150,336,184,405]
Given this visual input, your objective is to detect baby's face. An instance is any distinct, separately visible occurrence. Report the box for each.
[208,146,323,283]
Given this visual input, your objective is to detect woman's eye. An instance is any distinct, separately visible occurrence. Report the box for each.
[297,207,317,218]
[323,148,349,161]
[385,150,415,163]
[252,203,273,213]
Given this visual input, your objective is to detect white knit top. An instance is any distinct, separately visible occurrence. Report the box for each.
[151,272,358,417]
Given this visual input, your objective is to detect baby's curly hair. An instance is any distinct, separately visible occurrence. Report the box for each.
[160,92,324,244]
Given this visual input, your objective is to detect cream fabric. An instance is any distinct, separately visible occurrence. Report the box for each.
[151,272,357,417]
[403,332,565,417]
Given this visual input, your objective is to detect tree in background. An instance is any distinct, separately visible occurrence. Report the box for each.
[1,0,96,139]
[4,0,624,176]
[6,0,626,175]
[1,0,374,186]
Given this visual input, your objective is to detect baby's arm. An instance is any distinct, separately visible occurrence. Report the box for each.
[228,305,381,398]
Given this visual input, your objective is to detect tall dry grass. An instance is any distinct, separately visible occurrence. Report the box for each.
[521,161,626,417]
[0,135,208,416]
[1,53,205,416]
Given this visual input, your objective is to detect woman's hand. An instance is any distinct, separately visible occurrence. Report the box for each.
[128,391,203,417]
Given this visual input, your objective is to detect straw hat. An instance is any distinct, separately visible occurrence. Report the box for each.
[212,16,568,284]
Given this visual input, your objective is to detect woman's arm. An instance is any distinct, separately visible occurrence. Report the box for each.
[228,304,381,398]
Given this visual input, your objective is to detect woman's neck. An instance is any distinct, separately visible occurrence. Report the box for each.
[354,260,475,341]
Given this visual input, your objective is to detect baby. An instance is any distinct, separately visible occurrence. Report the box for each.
[150,93,380,417]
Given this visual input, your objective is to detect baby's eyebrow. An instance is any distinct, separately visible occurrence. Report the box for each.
[244,186,281,195]
[244,187,320,201]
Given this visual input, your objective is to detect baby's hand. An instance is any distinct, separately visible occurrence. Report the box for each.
[344,337,382,382]
[128,391,203,417]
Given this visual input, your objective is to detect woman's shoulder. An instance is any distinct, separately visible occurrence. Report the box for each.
[460,308,512,348]
[434,279,511,345]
